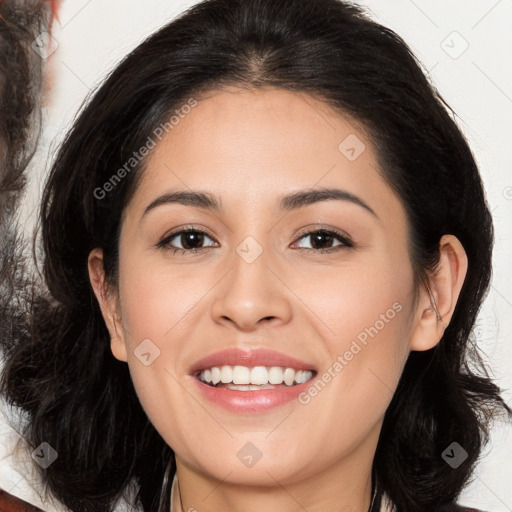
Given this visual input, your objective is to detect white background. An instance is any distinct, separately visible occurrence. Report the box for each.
[10,0,512,510]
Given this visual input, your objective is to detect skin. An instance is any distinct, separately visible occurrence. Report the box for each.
[89,86,467,512]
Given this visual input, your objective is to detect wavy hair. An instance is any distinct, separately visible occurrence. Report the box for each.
[1,1,510,511]
[0,0,50,368]
[0,0,48,218]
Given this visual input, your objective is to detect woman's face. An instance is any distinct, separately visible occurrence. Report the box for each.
[92,86,429,491]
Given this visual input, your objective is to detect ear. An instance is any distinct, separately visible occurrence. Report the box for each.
[409,234,468,351]
[88,248,127,362]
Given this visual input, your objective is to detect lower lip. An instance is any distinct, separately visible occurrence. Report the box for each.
[191,376,316,413]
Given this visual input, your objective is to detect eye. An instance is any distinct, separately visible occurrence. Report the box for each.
[157,226,353,255]
[292,228,353,253]
[157,226,217,255]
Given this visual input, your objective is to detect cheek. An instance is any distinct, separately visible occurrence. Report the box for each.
[116,255,204,347]
[288,246,414,349]
[291,289,412,467]
[114,258,198,452]
[291,251,414,411]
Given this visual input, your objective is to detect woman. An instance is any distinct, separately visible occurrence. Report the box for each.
[1,0,510,511]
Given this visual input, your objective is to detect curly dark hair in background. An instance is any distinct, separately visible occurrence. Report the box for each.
[1,1,511,511]
[0,0,48,219]
[0,0,50,368]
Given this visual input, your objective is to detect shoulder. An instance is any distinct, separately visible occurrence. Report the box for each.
[0,489,44,511]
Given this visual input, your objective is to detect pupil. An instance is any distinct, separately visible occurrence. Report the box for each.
[182,231,203,250]
[312,230,332,249]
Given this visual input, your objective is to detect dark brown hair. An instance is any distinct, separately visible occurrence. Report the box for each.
[1,1,510,511]
[0,0,50,366]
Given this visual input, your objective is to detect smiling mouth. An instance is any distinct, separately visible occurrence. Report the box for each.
[195,364,316,390]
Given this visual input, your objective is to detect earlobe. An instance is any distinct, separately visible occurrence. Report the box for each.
[409,234,468,352]
[87,248,128,362]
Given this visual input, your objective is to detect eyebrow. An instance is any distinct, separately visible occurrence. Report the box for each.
[142,187,377,218]
[279,187,377,217]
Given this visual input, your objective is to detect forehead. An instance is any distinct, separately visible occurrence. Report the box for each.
[127,86,405,228]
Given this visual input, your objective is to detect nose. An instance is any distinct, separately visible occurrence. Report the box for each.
[210,245,293,332]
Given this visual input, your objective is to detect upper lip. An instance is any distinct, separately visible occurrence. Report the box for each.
[189,348,318,375]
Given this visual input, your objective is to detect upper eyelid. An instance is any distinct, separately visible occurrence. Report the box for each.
[160,226,351,248]
[160,224,215,239]
[293,225,350,240]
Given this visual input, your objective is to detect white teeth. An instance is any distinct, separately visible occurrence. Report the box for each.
[268,366,284,384]
[198,365,314,387]
[250,366,268,385]
[227,384,276,391]
[233,365,250,384]
[283,368,295,386]
[220,365,233,383]
[211,367,221,385]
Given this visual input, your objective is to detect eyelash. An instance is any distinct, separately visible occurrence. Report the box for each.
[157,225,354,256]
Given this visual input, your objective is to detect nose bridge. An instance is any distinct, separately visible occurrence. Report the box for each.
[211,234,292,329]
